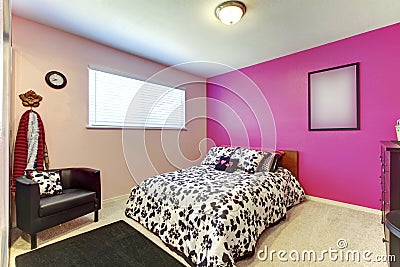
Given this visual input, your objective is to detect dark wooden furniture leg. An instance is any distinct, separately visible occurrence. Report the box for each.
[31,233,37,249]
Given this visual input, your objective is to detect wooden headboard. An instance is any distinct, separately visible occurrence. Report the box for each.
[281,150,298,178]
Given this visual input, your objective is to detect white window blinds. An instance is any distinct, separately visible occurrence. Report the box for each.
[88,67,185,129]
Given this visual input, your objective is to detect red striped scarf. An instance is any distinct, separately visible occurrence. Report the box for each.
[12,110,46,191]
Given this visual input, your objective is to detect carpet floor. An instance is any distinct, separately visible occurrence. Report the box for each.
[15,220,186,267]
[10,196,386,266]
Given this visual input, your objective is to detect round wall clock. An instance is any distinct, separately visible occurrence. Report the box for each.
[45,70,67,89]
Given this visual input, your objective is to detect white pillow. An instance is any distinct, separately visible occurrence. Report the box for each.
[201,146,237,165]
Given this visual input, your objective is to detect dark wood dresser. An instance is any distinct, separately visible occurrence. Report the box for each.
[381,141,400,265]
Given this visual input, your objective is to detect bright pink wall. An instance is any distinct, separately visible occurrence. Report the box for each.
[207,22,400,209]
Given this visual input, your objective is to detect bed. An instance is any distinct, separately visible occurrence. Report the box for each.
[125,147,305,267]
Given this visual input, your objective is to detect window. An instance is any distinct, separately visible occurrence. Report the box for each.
[88,67,185,129]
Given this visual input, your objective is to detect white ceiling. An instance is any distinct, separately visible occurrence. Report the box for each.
[12,0,400,78]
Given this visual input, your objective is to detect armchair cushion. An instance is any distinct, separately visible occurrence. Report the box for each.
[39,189,96,217]
[28,170,63,198]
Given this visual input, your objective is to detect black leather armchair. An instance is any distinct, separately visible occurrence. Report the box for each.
[16,168,101,249]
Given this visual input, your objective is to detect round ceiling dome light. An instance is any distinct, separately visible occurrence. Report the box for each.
[215,1,246,25]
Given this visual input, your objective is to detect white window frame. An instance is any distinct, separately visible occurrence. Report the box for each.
[88,66,186,129]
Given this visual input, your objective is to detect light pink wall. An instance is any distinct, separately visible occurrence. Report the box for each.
[207,22,400,209]
[12,16,207,200]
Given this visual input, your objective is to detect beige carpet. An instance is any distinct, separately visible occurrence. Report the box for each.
[9,197,386,266]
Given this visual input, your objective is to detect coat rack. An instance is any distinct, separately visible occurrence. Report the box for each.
[12,89,49,189]
[19,90,43,108]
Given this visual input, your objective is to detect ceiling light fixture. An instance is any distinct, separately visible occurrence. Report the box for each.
[215,1,246,25]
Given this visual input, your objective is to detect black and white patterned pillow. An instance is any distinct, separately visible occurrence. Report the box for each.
[231,148,264,174]
[29,170,63,197]
[201,146,237,165]
[256,152,280,172]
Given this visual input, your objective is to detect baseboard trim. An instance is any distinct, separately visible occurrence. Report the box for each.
[305,195,380,215]
[103,194,129,205]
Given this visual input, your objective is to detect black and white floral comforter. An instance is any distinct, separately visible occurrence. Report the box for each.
[125,165,304,267]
